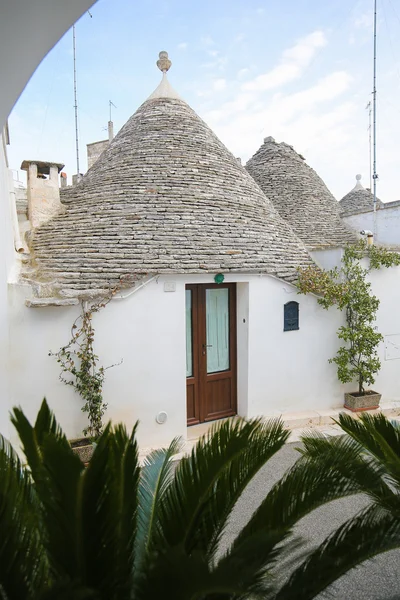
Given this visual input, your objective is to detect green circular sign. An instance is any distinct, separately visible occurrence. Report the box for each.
[214,273,225,284]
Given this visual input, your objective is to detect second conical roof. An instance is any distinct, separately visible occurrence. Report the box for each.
[246,137,357,250]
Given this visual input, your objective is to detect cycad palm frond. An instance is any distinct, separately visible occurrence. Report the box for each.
[302,414,400,511]
[136,437,182,568]
[0,433,45,599]
[338,412,400,489]
[156,417,289,558]
[274,504,400,600]
[285,411,400,599]
[10,400,142,600]
[300,430,398,510]
[6,401,400,600]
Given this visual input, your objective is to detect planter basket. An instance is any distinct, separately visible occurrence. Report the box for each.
[344,391,381,412]
[70,440,94,463]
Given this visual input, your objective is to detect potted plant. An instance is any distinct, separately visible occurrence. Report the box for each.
[50,291,121,461]
[298,241,400,412]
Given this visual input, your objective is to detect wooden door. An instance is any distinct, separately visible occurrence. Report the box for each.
[186,283,237,425]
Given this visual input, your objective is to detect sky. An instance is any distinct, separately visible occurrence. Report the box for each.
[7,0,400,201]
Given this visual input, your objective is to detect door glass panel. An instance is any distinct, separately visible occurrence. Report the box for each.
[185,290,193,377]
[206,288,230,374]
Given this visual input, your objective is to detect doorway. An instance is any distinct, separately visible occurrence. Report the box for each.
[186,283,237,425]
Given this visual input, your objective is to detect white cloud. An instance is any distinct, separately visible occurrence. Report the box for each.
[355,11,374,29]
[269,71,353,120]
[177,42,188,50]
[200,66,354,181]
[200,55,228,71]
[213,78,227,91]
[242,30,327,92]
[203,93,254,123]
[200,35,214,46]
[203,72,352,137]
[237,68,250,79]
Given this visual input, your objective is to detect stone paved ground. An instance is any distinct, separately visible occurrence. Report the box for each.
[223,443,400,600]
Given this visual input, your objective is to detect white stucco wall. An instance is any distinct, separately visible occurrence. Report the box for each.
[369,266,400,401]
[4,267,400,449]
[0,133,18,439]
[245,275,348,416]
[6,278,188,449]
[310,248,344,271]
[343,204,400,246]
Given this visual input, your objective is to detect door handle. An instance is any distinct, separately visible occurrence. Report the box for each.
[202,344,212,355]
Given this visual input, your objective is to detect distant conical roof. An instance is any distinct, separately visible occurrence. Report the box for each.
[30,54,315,296]
[339,174,383,216]
[246,137,357,250]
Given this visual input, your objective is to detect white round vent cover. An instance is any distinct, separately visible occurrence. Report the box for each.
[156,411,168,425]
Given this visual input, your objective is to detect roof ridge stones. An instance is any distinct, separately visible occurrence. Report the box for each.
[246,136,358,250]
[29,104,316,294]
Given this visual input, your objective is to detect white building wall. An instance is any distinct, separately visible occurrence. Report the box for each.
[4,267,400,448]
[369,266,400,401]
[343,204,400,246]
[310,248,344,271]
[0,133,17,439]
[246,276,347,416]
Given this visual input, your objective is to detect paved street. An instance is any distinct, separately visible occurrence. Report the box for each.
[223,443,400,600]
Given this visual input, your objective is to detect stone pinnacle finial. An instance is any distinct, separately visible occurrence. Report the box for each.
[157,51,172,73]
[354,174,363,190]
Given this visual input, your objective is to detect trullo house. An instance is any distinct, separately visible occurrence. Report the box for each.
[339,174,400,247]
[2,52,400,449]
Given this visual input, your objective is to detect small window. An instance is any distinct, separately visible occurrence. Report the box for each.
[284,301,299,332]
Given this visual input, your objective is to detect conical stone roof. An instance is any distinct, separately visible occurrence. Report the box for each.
[339,175,383,216]
[29,54,315,296]
[246,137,357,250]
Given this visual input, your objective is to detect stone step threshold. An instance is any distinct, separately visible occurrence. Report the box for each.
[138,402,400,464]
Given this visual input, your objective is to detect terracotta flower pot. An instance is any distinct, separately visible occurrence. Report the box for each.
[344,391,382,412]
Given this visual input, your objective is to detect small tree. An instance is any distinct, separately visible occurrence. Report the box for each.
[298,240,400,395]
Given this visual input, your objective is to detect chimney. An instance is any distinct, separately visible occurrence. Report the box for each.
[72,173,83,186]
[60,172,67,188]
[21,160,65,228]
[108,120,114,142]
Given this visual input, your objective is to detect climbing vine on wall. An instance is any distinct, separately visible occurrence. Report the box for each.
[49,288,122,440]
[297,240,400,395]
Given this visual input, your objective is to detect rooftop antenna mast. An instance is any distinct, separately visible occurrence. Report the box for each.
[372,0,378,236]
[72,11,92,183]
[73,24,80,180]
[366,101,372,191]
[109,100,117,122]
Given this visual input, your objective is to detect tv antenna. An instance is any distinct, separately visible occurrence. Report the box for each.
[366,101,372,192]
[109,100,117,122]
[372,0,378,236]
[72,24,80,179]
[72,11,92,182]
